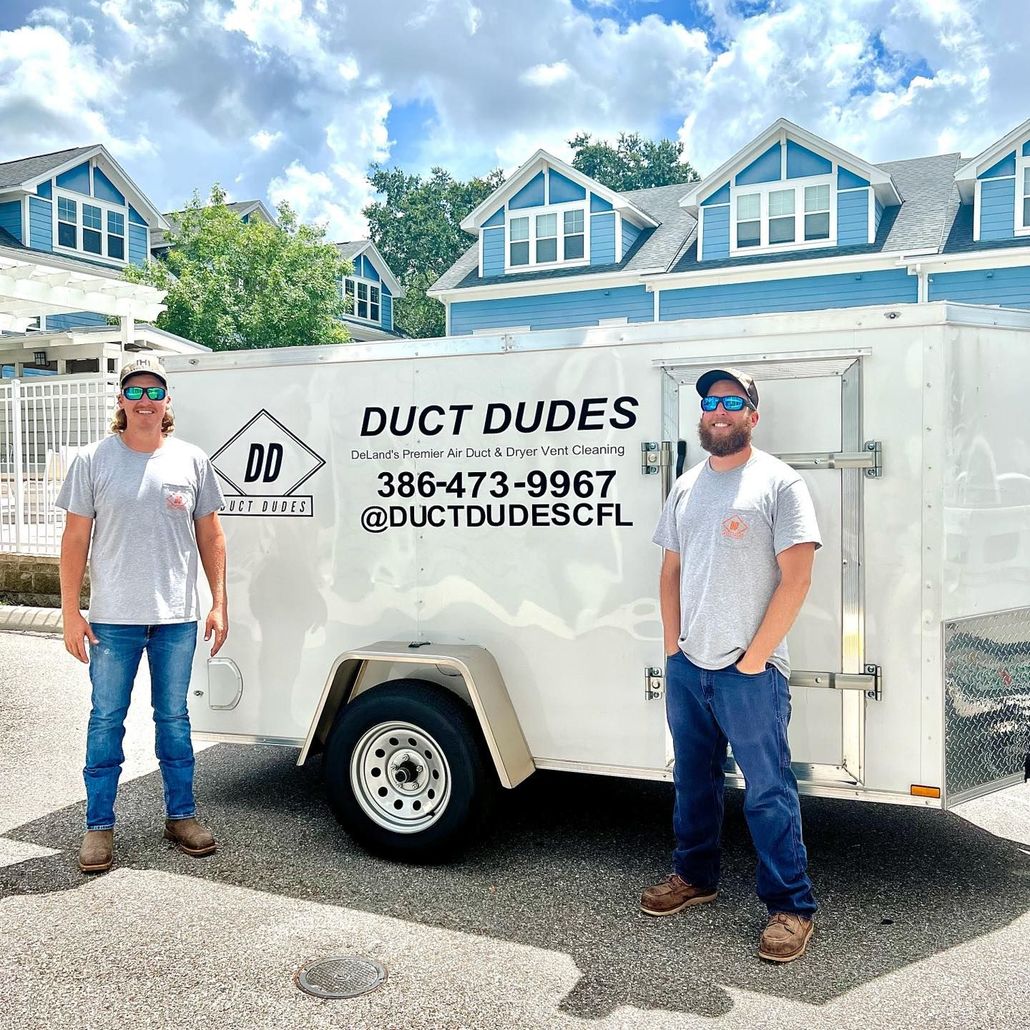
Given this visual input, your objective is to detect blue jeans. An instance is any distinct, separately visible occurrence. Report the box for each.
[665,651,816,916]
[85,622,199,830]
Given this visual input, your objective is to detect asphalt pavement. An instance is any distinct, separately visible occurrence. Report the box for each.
[2,629,1029,1030]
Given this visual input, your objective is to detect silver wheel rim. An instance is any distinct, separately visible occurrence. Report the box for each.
[349,721,452,834]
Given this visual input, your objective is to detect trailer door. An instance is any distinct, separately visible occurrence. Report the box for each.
[658,349,880,788]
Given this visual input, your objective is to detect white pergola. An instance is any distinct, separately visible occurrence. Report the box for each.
[0,243,166,372]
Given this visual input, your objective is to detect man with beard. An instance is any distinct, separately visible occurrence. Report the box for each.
[641,367,821,964]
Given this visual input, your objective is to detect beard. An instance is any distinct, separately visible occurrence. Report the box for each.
[698,418,752,457]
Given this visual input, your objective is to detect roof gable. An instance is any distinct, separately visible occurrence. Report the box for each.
[335,239,404,298]
[0,144,167,228]
[226,200,277,224]
[954,116,1030,202]
[679,118,901,211]
[459,150,659,233]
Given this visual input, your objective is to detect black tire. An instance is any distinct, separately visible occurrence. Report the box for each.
[324,679,497,863]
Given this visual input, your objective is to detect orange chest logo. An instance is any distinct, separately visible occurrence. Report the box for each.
[721,514,749,540]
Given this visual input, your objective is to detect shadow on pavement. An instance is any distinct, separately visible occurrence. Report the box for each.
[3,743,1030,1019]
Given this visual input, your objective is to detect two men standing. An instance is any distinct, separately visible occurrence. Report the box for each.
[58,356,227,873]
[53,353,816,964]
[645,368,821,964]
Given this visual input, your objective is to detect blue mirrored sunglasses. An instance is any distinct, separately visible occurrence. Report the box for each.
[701,395,753,412]
[123,385,167,401]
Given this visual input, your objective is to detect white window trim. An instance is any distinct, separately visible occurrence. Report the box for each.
[504,201,590,272]
[344,275,382,324]
[52,189,129,266]
[1016,154,1030,237]
[728,174,836,256]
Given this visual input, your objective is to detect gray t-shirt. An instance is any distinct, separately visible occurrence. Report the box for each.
[56,434,225,625]
[652,447,821,678]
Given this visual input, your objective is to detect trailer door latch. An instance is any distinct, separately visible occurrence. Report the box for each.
[645,666,664,701]
[641,442,671,476]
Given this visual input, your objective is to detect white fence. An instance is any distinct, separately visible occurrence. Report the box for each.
[0,376,117,556]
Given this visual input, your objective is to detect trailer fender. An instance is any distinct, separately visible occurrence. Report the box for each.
[297,641,535,789]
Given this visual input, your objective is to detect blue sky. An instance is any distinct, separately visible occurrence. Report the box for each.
[0,0,1026,239]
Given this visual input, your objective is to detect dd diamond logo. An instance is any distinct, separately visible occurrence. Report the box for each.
[211,410,325,517]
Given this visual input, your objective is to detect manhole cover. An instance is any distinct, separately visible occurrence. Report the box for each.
[296,956,388,999]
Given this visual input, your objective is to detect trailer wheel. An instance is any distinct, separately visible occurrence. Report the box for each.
[324,679,496,862]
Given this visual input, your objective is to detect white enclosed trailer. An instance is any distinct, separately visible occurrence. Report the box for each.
[165,302,1030,859]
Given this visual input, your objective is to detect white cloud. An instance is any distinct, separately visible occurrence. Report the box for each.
[0,24,149,159]
[250,130,283,151]
[678,0,1028,171]
[1,0,1029,249]
[268,160,370,240]
[521,61,572,87]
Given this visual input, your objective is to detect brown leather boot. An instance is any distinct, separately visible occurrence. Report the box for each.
[759,912,814,962]
[164,818,217,857]
[640,874,718,915]
[78,830,114,873]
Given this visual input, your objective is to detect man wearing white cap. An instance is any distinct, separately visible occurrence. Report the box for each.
[57,355,227,873]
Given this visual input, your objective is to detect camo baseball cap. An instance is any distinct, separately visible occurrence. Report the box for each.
[118,355,167,388]
[696,367,759,409]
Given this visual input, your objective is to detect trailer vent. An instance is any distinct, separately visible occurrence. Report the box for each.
[296,956,388,999]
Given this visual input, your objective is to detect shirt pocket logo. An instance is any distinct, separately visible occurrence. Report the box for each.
[718,508,761,549]
[721,513,750,540]
[163,484,192,514]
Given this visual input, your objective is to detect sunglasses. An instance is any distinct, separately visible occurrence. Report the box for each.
[123,386,167,401]
[701,395,753,412]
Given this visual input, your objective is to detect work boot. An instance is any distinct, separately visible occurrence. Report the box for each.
[759,912,814,963]
[78,830,114,873]
[640,874,718,916]
[164,817,217,857]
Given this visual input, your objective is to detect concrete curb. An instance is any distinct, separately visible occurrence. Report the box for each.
[0,606,64,635]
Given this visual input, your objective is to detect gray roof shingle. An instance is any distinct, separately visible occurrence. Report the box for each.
[336,240,370,261]
[0,146,96,191]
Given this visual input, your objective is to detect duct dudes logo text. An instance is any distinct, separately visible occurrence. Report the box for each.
[211,410,325,517]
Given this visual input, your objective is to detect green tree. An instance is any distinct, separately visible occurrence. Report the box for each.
[568,132,699,192]
[364,166,505,338]
[124,185,351,350]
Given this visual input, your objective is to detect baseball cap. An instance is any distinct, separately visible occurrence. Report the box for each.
[119,355,167,388]
[696,367,759,409]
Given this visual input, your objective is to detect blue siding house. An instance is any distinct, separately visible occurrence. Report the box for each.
[335,240,405,340]
[430,117,1030,333]
[0,144,167,332]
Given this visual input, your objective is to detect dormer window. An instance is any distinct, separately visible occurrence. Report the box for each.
[506,204,588,270]
[54,191,128,264]
[344,276,380,323]
[731,177,833,254]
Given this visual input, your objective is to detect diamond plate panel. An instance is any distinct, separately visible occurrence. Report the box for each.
[944,609,1030,804]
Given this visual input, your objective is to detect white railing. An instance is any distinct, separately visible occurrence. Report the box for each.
[0,376,117,556]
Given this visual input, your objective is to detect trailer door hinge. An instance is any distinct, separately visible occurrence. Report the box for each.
[645,666,664,701]
[863,440,883,478]
[864,664,882,701]
[641,441,671,476]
